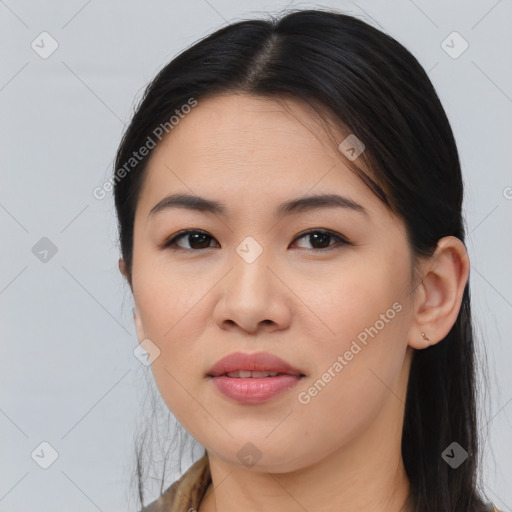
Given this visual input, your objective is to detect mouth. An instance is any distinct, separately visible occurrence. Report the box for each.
[214,370,305,378]
[206,352,306,404]
[206,351,306,379]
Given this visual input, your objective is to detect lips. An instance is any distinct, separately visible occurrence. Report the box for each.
[207,351,306,378]
[207,351,306,404]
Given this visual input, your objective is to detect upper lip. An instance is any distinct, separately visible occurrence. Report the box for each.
[207,352,305,377]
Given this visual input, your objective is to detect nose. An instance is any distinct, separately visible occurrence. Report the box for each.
[213,248,292,335]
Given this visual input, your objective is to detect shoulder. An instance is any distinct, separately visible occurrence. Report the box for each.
[482,502,503,512]
[140,453,211,512]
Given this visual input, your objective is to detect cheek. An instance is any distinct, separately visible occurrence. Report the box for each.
[294,258,411,404]
[301,258,409,349]
[291,276,411,451]
[133,250,206,342]
[132,265,213,414]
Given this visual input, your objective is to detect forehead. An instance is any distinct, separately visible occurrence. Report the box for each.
[138,94,378,204]
[151,94,339,170]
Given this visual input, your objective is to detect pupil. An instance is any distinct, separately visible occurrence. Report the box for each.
[190,233,210,249]
[311,233,330,248]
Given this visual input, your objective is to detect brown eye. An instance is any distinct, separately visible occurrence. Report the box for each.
[163,230,218,250]
[293,229,351,250]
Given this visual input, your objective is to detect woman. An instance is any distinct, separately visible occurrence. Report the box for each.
[113,8,501,512]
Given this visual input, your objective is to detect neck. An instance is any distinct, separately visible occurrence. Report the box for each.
[202,446,411,512]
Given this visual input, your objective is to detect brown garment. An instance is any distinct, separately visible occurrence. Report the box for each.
[141,451,211,512]
[141,452,503,512]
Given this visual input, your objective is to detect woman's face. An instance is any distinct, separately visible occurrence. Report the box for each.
[129,93,418,472]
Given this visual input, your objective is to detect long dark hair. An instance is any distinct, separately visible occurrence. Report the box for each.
[114,8,493,512]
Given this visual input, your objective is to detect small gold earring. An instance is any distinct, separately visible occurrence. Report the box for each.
[421,332,431,345]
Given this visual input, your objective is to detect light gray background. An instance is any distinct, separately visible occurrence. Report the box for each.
[1,1,511,511]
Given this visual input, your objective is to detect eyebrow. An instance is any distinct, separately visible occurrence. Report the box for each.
[148,192,368,218]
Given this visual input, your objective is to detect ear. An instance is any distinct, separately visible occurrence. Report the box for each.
[133,305,146,343]
[408,236,470,350]
[119,258,143,339]
[118,258,132,288]
[118,257,127,277]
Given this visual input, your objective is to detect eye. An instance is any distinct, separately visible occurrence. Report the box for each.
[162,230,218,251]
[162,229,351,252]
[292,229,352,251]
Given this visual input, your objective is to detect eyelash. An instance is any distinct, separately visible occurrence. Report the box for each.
[161,229,352,252]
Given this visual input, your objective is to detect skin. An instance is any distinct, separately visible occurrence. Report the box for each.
[119,93,469,512]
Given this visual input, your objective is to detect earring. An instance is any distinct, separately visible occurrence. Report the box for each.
[421,332,431,345]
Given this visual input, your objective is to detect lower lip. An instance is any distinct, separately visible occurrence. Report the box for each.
[210,374,303,404]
